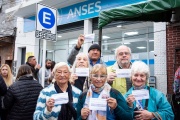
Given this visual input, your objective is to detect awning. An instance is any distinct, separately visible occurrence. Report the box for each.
[98,0,180,28]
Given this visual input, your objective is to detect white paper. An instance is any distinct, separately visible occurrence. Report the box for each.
[85,34,95,42]
[89,98,107,111]
[116,69,131,78]
[51,92,69,105]
[132,89,149,100]
[75,68,89,77]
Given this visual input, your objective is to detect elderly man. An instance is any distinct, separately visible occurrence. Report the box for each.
[107,45,132,95]
[26,56,41,81]
[67,34,105,68]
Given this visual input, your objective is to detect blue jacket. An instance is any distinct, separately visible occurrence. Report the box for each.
[124,86,174,120]
[33,84,81,120]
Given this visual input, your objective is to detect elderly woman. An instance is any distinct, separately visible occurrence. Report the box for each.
[124,61,174,120]
[3,64,43,120]
[70,53,90,92]
[76,64,133,120]
[34,62,81,120]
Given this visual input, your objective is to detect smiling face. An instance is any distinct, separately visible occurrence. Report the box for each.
[90,64,107,88]
[54,65,71,85]
[75,54,88,68]
[131,72,147,87]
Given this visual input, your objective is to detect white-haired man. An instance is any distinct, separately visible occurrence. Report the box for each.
[107,45,132,95]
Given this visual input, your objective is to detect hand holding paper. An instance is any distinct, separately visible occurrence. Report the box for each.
[51,92,69,105]
[132,89,149,100]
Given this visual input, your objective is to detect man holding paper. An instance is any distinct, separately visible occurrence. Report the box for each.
[67,34,105,68]
[107,45,132,95]
[34,62,81,120]
[70,53,91,92]
[124,61,174,120]
[76,64,133,120]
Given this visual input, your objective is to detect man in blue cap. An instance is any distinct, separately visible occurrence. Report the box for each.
[67,34,105,68]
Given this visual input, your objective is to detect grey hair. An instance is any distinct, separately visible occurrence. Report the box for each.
[71,52,89,73]
[131,61,150,81]
[52,62,71,73]
[115,45,132,57]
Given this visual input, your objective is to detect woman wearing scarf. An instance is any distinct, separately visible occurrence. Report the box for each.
[70,53,90,92]
[124,61,174,120]
[76,64,133,120]
[34,62,81,120]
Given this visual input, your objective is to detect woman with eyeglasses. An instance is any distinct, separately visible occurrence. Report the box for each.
[34,62,81,120]
[124,61,174,120]
[76,64,133,120]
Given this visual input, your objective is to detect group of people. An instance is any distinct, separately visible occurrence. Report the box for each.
[0,34,175,120]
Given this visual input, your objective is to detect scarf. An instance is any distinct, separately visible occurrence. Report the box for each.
[84,83,111,120]
[54,82,77,120]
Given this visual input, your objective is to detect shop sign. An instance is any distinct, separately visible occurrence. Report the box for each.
[35,3,57,41]
[24,0,147,32]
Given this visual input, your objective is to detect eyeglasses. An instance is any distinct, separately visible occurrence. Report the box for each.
[91,74,107,79]
[118,52,130,56]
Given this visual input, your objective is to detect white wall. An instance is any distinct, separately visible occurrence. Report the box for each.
[154,22,167,95]
[15,17,39,71]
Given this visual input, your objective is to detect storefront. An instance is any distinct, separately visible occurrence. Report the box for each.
[6,0,179,94]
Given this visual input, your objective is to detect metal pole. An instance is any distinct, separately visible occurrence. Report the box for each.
[41,39,46,88]
[98,27,102,49]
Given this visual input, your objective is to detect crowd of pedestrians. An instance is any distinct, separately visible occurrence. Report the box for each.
[0,34,177,120]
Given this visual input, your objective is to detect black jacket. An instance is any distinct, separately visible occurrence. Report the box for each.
[0,75,7,116]
[3,75,43,120]
[26,62,39,81]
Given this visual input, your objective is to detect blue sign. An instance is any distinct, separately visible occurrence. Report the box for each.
[24,0,147,32]
[36,3,57,41]
[38,8,55,29]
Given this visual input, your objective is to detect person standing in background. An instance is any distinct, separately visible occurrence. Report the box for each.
[107,45,132,95]
[0,64,13,87]
[70,53,90,92]
[26,56,41,81]
[38,59,51,87]
[0,64,13,120]
[67,34,105,68]
[0,75,7,120]
[3,64,43,120]
[48,61,56,84]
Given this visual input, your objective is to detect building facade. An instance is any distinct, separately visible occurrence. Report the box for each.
[0,0,16,68]
[6,0,180,94]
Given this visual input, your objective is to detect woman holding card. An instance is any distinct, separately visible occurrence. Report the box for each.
[70,53,90,92]
[124,61,174,120]
[34,62,81,120]
[76,64,133,120]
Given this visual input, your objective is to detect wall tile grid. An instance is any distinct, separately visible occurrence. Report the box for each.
[154,22,167,94]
